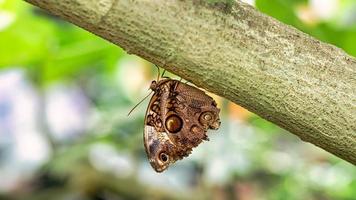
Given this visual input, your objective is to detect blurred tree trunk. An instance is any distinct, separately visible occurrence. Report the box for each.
[24,0,356,164]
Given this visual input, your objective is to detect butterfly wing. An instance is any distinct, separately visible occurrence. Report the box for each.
[144,79,221,172]
[143,83,176,172]
[161,80,221,157]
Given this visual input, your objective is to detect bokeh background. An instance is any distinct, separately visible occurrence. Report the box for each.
[0,0,355,199]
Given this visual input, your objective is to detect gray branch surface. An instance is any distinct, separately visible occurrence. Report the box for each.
[24,0,356,164]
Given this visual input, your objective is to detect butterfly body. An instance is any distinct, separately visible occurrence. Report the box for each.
[144,78,220,172]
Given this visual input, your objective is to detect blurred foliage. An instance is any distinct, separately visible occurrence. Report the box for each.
[0,0,123,84]
[0,0,355,200]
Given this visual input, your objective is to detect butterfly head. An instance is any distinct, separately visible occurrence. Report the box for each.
[149,80,158,91]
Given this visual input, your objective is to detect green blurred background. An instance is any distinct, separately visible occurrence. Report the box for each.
[0,0,355,199]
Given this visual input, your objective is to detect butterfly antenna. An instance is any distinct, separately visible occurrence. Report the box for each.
[127,91,153,116]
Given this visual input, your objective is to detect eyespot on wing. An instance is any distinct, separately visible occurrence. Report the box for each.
[165,114,183,133]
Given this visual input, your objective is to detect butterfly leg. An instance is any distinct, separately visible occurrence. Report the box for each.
[173,77,183,91]
[154,64,161,81]
[155,64,170,80]
[161,69,172,80]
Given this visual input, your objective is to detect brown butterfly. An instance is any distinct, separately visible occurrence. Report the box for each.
[143,77,221,172]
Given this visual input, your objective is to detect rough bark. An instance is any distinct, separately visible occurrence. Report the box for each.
[24,0,356,164]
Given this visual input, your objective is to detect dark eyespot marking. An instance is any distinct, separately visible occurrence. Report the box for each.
[165,114,183,133]
[199,111,214,125]
[159,152,169,162]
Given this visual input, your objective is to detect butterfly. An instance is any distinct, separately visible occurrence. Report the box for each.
[143,77,221,172]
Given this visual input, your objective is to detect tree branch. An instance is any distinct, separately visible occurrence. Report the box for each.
[24,0,356,164]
